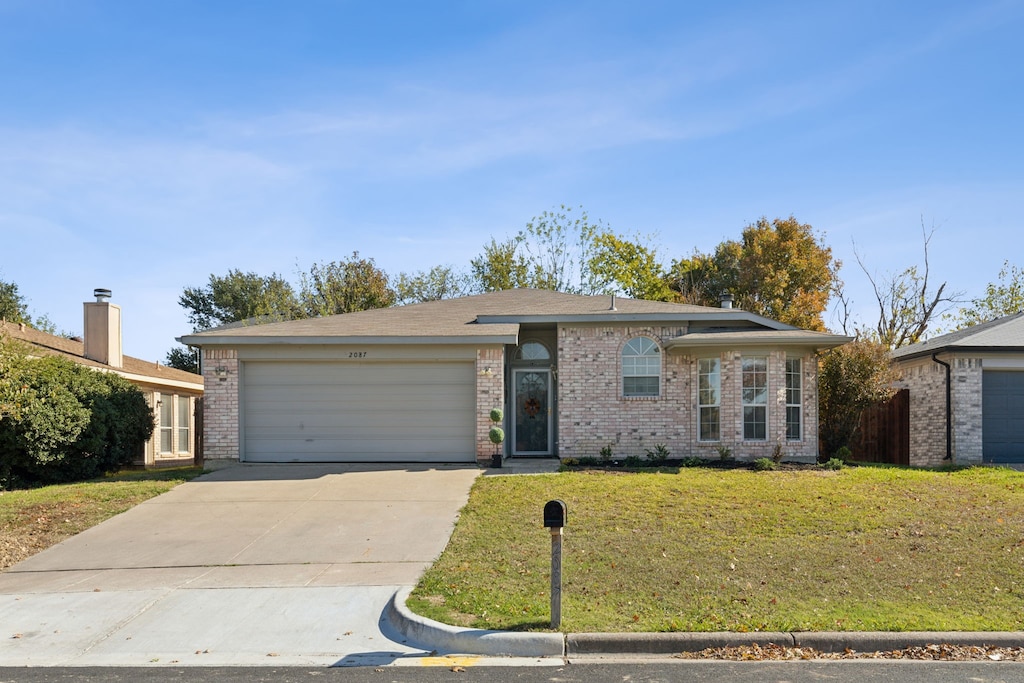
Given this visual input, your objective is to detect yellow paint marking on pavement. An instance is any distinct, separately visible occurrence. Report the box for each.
[419,655,482,667]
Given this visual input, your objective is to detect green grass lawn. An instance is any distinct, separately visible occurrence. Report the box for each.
[0,467,205,569]
[409,465,1024,633]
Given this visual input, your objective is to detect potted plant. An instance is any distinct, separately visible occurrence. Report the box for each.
[489,407,505,468]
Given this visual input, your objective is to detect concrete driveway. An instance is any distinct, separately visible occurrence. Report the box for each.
[0,463,481,667]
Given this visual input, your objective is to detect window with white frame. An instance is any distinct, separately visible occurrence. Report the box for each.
[176,395,191,453]
[157,393,191,455]
[698,358,720,441]
[622,337,661,397]
[159,397,174,453]
[742,356,768,440]
[786,358,802,441]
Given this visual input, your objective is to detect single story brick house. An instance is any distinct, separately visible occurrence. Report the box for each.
[1,290,204,468]
[891,312,1024,467]
[178,289,850,467]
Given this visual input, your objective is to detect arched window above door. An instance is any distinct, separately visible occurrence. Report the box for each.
[515,341,551,362]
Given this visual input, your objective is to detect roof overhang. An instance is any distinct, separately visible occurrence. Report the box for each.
[177,334,520,347]
[476,311,797,329]
[893,345,1024,362]
[665,331,852,353]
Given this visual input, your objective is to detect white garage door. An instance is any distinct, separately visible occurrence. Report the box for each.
[243,361,476,463]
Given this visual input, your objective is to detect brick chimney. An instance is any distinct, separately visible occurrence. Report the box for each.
[83,288,123,368]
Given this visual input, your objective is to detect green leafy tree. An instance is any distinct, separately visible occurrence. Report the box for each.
[0,280,30,324]
[395,265,471,305]
[943,260,1024,330]
[469,205,610,295]
[588,232,673,301]
[298,252,396,317]
[665,252,720,306]
[469,237,533,293]
[165,345,200,374]
[818,339,901,458]
[179,269,302,331]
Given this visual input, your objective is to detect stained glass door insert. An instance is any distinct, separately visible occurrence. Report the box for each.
[513,369,551,455]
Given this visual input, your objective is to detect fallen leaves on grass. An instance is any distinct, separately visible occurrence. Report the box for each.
[676,642,1024,661]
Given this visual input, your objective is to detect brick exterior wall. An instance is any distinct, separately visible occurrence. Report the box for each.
[556,325,820,462]
[202,348,239,462]
[896,354,984,467]
[475,347,506,465]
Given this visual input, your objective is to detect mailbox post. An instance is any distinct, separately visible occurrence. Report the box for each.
[543,499,566,629]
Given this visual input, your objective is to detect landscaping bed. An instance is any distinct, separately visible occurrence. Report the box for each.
[410,465,1024,633]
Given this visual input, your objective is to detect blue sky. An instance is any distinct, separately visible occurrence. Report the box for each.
[2,0,1022,362]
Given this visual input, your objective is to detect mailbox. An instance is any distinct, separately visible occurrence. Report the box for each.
[543,499,567,528]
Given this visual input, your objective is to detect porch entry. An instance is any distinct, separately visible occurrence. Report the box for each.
[512,368,553,456]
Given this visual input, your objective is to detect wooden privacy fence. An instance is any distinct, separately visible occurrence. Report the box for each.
[851,388,910,465]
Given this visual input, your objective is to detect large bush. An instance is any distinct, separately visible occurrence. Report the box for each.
[0,336,154,488]
[818,339,900,458]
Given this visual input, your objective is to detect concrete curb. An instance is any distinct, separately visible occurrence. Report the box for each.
[385,588,565,657]
[568,631,1024,656]
[387,592,1024,659]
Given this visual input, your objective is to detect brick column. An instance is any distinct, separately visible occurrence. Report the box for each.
[202,348,240,465]
[476,347,506,466]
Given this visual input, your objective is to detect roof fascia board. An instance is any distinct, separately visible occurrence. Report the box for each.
[894,345,1024,362]
[476,312,795,329]
[177,334,520,347]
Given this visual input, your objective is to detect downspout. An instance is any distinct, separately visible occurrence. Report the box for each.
[931,353,952,461]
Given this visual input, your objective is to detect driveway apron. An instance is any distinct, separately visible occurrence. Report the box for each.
[0,463,481,667]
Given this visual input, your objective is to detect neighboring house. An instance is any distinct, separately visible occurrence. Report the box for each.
[891,313,1024,467]
[1,290,204,468]
[179,289,849,467]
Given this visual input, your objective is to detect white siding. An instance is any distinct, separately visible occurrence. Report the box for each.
[242,361,476,463]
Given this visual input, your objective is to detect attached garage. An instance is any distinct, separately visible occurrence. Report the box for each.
[983,371,1024,463]
[242,360,477,463]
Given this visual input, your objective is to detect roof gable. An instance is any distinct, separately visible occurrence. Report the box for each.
[892,312,1024,360]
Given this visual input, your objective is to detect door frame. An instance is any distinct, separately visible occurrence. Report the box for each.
[511,367,554,456]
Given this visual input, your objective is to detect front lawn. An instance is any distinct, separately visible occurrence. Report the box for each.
[0,467,205,569]
[409,465,1024,632]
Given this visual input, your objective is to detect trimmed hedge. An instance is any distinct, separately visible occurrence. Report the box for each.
[1,336,155,488]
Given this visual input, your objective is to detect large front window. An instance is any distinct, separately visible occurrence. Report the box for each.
[742,356,767,440]
[622,337,660,397]
[698,358,720,441]
[158,393,191,455]
[786,358,802,441]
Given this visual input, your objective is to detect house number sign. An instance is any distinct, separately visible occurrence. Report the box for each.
[348,351,368,358]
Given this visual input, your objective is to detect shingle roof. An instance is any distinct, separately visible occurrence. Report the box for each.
[891,312,1024,360]
[177,289,797,346]
[1,321,203,390]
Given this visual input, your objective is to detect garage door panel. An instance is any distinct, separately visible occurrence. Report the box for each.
[242,361,476,463]
[983,371,1024,463]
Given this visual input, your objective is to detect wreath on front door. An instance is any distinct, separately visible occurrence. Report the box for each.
[523,397,541,418]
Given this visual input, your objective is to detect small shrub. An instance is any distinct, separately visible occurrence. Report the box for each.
[771,442,785,464]
[834,446,853,462]
[753,457,777,471]
[489,408,504,423]
[624,455,643,468]
[488,427,505,445]
[822,457,845,471]
[716,445,733,461]
[576,456,598,466]
[645,443,670,465]
[679,456,704,468]
[599,444,614,463]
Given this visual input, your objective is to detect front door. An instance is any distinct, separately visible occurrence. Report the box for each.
[512,368,552,455]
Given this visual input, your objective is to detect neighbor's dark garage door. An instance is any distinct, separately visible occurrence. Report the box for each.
[983,371,1024,463]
